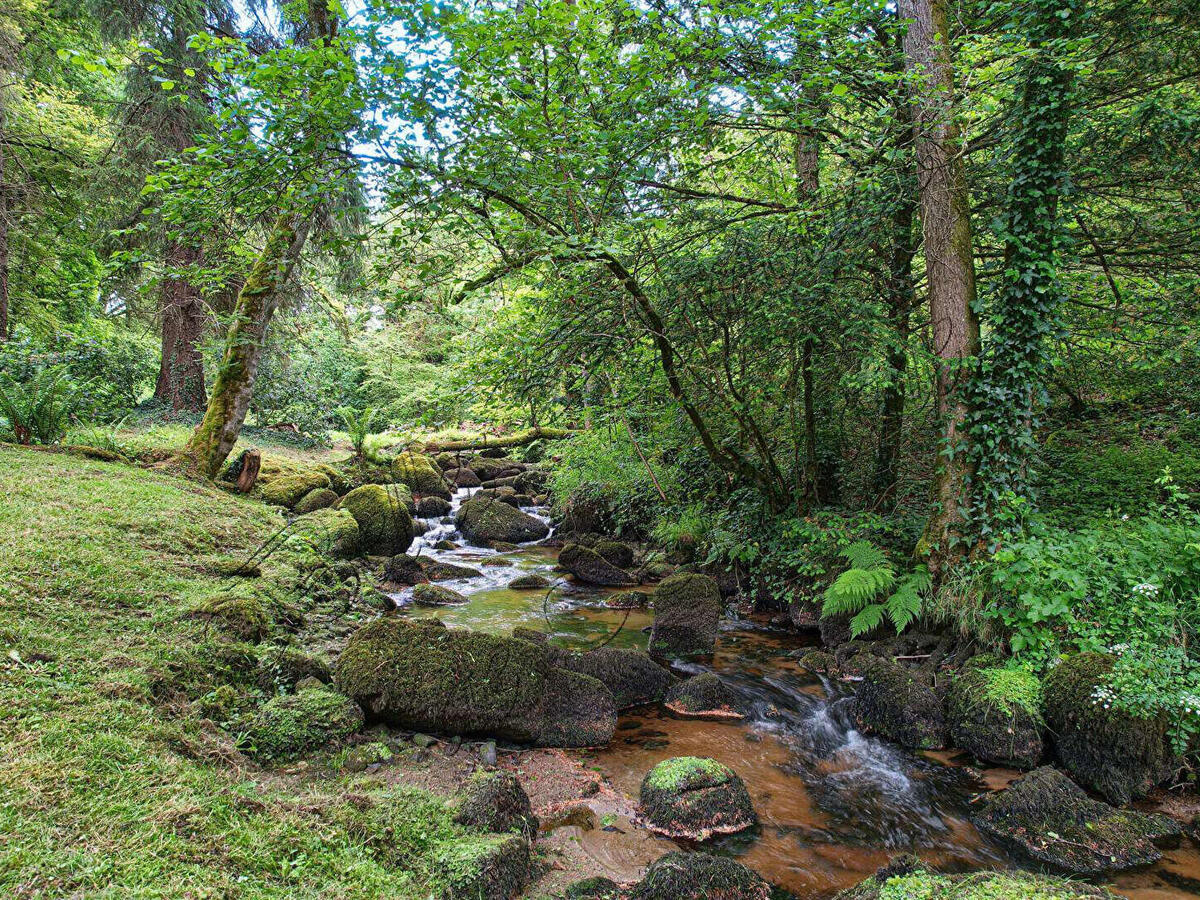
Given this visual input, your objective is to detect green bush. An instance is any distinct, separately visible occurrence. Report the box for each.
[0,367,87,445]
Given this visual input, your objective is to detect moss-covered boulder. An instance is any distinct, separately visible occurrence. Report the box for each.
[189,591,270,643]
[241,683,363,761]
[287,507,360,558]
[630,851,770,900]
[454,769,538,837]
[559,543,637,587]
[664,673,744,720]
[392,452,451,500]
[508,574,550,590]
[412,583,469,605]
[837,864,1114,899]
[649,573,722,658]
[605,590,649,609]
[975,766,1181,875]
[255,645,331,692]
[546,647,674,709]
[421,559,484,581]
[334,618,616,747]
[254,461,332,509]
[853,657,946,750]
[447,467,482,487]
[468,456,512,482]
[443,832,530,900]
[416,495,453,518]
[293,487,339,515]
[338,484,415,555]
[947,664,1043,769]
[595,540,635,569]
[382,554,426,586]
[1044,653,1173,805]
[456,495,550,545]
[564,876,621,899]
[639,757,757,840]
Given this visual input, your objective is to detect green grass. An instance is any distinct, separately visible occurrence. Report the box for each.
[975,667,1044,720]
[0,445,492,898]
[844,871,1110,899]
[644,756,730,791]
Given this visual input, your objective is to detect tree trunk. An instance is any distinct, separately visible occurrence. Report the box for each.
[185,213,308,477]
[153,241,208,410]
[873,195,917,506]
[0,119,8,342]
[900,0,981,569]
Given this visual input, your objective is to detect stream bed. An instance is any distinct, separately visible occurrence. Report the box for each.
[393,488,1200,899]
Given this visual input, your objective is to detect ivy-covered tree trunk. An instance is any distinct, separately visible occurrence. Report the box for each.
[900,0,981,570]
[0,119,8,342]
[185,214,306,477]
[153,241,207,410]
[973,0,1082,515]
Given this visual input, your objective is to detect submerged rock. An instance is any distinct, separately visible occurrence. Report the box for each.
[547,647,674,709]
[1044,653,1173,805]
[454,769,539,837]
[648,573,722,658]
[508,574,551,590]
[334,619,616,747]
[338,484,415,556]
[412,583,469,605]
[664,673,744,721]
[456,495,550,546]
[853,656,946,750]
[638,757,757,840]
[630,851,770,900]
[559,543,637,586]
[975,766,1181,875]
[946,662,1043,769]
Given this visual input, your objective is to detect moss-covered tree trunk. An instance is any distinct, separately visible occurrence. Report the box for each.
[900,0,981,572]
[185,214,307,477]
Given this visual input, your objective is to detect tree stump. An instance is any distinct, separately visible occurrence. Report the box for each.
[236,450,261,493]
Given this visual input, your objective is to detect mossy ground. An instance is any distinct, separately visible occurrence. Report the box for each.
[0,445,504,898]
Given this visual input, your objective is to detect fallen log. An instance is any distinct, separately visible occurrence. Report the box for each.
[423,426,574,453]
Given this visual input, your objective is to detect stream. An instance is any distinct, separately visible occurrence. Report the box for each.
[393,488,1200,899]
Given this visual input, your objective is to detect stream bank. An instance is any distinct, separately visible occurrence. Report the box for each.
[379,482,1200,899]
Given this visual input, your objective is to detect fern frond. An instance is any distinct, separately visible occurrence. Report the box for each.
[822,567,896,616]
[841,540,890,572]
[850,603,885,637]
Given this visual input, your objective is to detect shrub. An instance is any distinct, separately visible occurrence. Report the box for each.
[0,367,87,445]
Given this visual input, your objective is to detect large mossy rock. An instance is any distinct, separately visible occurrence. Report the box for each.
[189,591,270,643]
[454,769,539,837]
[252,458,332,509]
[975,766,1181,875]
[447,467,482,487]
[293,487,339,515]
[338,484,415,555]
[630,851,770,900]
[412,583,469,606]
[648,573,722,658]
[854,657,946,750]
[1044,653,1173,805]
[546,647,674,709]
[559,543,637,587]
[468,456,513,482]
[287,507,360,558]
[392,452,452,500]
[443,832,530,900]
[664,673,744,721]
[456,495,550,545]
[241,683,363,761]
[837,863,1114,899]
[333,619,616,747]
[946,663,1043,769]
[638,757,757,840]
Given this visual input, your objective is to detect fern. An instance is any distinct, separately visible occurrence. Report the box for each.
[336,406,380,459]
[0,368,85,445]
[821,540,929,637]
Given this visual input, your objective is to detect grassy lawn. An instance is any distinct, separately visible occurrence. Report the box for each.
[0,446,495,899]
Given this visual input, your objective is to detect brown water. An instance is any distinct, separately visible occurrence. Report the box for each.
[394,489,1200,898]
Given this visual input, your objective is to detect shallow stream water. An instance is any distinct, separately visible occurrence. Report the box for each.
[394,488,1200,899]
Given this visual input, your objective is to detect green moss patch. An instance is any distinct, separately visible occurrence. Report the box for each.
[240,683,364,761]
